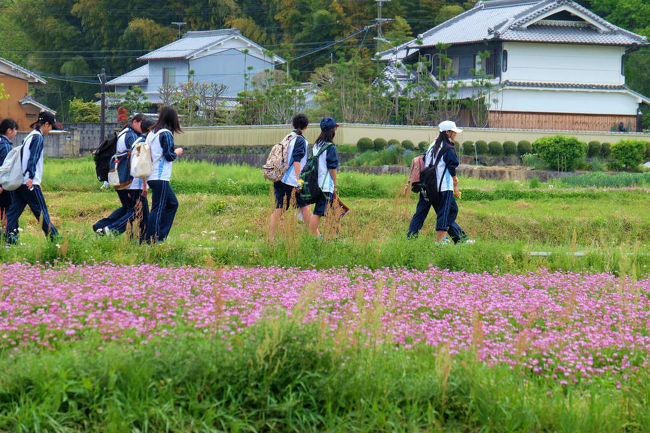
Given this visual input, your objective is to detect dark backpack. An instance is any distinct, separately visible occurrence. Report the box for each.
[420,144,453,206]
[93,130,126,182]
[299,142,331,204]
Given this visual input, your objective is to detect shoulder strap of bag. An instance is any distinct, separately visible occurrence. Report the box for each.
[436,144,454,193]
[146,128,172,167]
[314,142,331,158]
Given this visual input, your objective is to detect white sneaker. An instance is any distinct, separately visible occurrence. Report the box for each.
[103,227,113,237]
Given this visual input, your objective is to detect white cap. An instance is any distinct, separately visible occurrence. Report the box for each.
[439,120,463,134]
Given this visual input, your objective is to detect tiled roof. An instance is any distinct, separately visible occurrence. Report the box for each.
[503,81,650,104]
[378,0,648,61]
[138,29,285,63]
[19,96,56,114]
[106,64,148,86]
[0,57,46,84]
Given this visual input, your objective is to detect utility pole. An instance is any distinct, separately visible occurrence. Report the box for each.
[98,68,106,141]
[171,21,186,39]
[374,0,393,52]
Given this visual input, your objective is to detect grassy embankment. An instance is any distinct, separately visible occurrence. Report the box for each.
[1,157,648,275]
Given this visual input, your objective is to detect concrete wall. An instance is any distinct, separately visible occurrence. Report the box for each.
[66,122,122,153]
[173,124,650,148]
[15,130,79,158]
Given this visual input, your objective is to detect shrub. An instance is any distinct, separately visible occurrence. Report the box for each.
[646,141,650,159]
[374,138,388,151]
[387,139,400,148]
[521,153,545,170]
[69,98,100,123]
[462,141,474,155]
[532,135,586,172]
[475,140,488,155]
[418,141,428,152]
[601,143,611,158]
[357,137,373,152]
[610,139,646,171]
[401,140,414,150]
[503,141,516,156]
[587,141,601,158]
[517,140,532,155]
[488,141,503,156]
[337,144,357,154]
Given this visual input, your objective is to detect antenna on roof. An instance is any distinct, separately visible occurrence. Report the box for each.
[171,22,187,39]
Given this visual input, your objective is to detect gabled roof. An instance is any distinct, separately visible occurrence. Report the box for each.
[0,57,46,84]
[378,0,648,61]
[106,64,148,86]
[138,29,285,64]
[19,96,56,114]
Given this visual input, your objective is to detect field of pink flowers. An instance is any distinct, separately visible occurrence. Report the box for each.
[1,263,649,384]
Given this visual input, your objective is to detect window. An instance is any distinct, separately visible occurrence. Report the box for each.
[451,56,460,77]
[621,55,625,75]
[474,53,483,75]
[502,50,508,72]
[163,67,176,85]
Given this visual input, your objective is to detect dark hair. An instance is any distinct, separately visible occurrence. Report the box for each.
[131,113,146,125]
[430,131,453,157]
[0,118,18,135]
[292,113,309,130]
[315,128,336,146]
[154,106,182,134]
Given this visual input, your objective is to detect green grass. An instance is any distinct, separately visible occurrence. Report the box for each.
[1,318,648,433]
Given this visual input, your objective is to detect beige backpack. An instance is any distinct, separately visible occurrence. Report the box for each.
[262,133,295,182]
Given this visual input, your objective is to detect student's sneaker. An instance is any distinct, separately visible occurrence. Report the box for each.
[465,239,475,245]
[103,227,113,237]
[435,237,452,247]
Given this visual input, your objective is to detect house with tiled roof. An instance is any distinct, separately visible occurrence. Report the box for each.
[0,57,55,131]
[377,0,650,131]
[108,29,285,105]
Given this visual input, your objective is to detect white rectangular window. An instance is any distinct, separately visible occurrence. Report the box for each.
[163,67,176,85]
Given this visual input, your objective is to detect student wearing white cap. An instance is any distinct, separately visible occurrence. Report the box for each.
[407,120,466,244]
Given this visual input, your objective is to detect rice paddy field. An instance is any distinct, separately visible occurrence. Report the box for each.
[0,158,649,432]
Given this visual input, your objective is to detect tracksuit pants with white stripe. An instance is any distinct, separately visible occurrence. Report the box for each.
[146,180,178,243]
[407,191,465,243]
[93,189,149,240]
[4,185,58,243]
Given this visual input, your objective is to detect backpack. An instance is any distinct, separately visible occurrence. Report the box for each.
[262,133,295,182]
[0,131,38,191]
[419,144,453,206]
[404,153,425,195]
[299,142,331,205]
[130,129,170,179]
[94,129,127,182]
[0,145,26,191]
[107,150,132,189]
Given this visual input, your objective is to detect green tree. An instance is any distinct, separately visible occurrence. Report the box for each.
[68,97,100,122]
[120,85,151,115]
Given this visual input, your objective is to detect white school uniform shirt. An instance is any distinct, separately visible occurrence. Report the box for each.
[146,130,174,182]
[425,141,454,192]
[21,130,44,186]
[280,134,308,188]
[312,142,336,194]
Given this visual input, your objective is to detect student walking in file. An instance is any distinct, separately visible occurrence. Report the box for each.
[0,118,19,221]
[145,106,183,243]
[4,111,61,244]
[309,117,339,237]
[269,113,313,241]
[93,113,147,235]
[407,120,466,244]
[128,117,154,241]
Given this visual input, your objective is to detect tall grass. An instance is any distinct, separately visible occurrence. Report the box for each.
[1,318,648,433]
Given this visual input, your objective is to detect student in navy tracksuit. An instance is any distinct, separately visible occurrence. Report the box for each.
[0,118,18,221]
[309,117,339,237]
[145,106,183,243]
[407,120,465,244]
[4,111,61,243]
[93,114,150,237]
[127,117,154,241]
[269,113,313,241]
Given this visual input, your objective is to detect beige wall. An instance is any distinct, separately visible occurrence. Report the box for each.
[174,124,650,148]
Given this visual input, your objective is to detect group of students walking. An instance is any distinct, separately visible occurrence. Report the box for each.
[269,114,340,240]
[0,108,465,246]
[0,107,184,244]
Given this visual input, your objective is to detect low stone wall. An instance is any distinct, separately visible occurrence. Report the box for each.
[15,130,80,158]
[66,122,121,153]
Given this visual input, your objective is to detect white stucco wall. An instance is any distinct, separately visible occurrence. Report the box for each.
[502,42,625,85]
[491,88,641,115]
